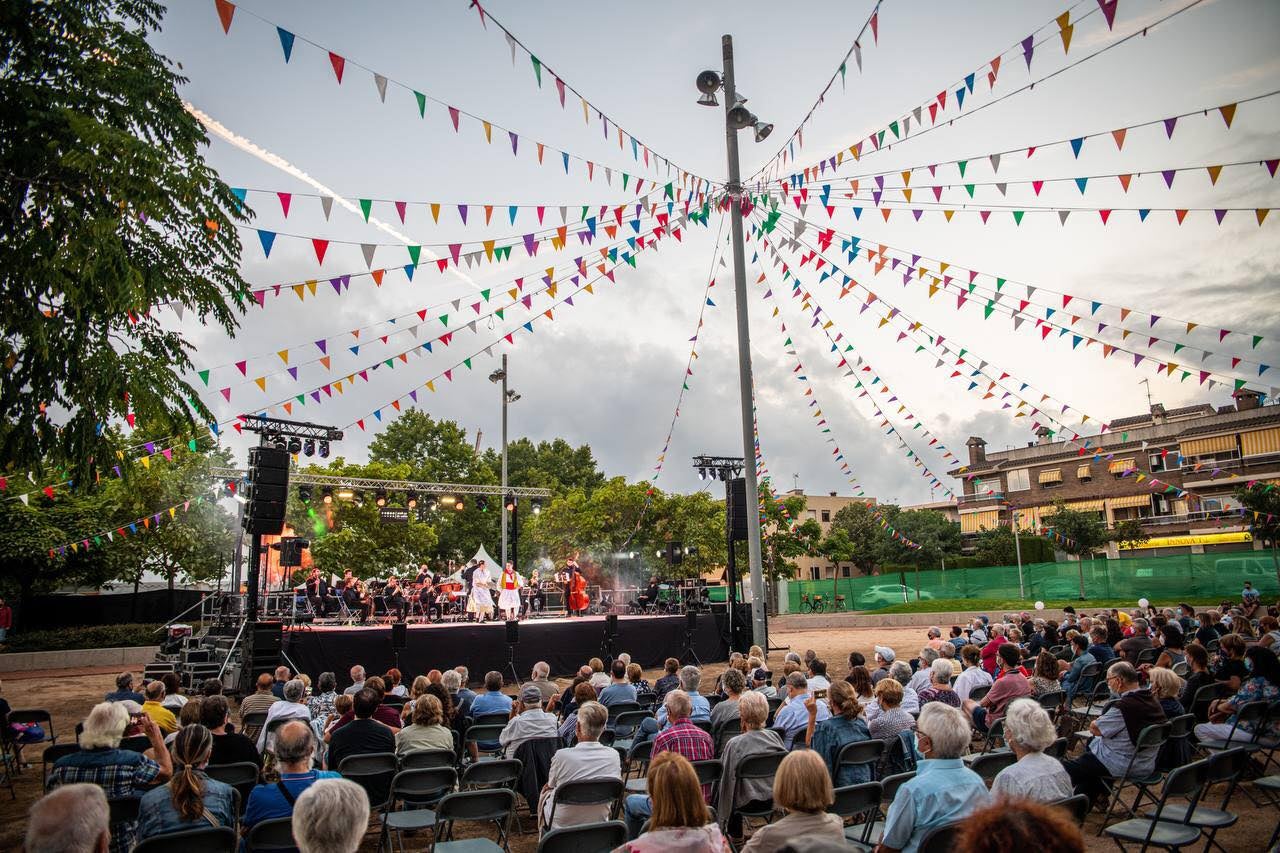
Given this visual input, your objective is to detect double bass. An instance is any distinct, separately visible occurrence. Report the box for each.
[567,568,590,616]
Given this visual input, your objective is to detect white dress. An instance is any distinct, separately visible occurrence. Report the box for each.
[497,571,522,611]
[468,566,494,612]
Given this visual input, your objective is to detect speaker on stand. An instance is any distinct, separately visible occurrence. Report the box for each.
[680,610,702,666]
[503,620,521,685]
[601,613,619,665]
[391,621,407,672]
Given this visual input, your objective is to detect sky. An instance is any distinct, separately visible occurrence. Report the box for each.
[148,0,1280,506]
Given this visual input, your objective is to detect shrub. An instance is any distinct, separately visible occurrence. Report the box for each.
[0,623,164,653]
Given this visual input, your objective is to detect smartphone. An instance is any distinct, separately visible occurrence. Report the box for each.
[124,712,147,737]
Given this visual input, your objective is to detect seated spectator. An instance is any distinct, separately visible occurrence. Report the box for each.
[871,646,895,684]
[867,678,915,770]
[619,752,727,851]
[539,701,620,831]
[1241,581,1262,619]
[159,673,187,712]
[1212,634,1249,691]
[259,678,313,752]
[741,750,843,852]
[200,694,259,768]
[623,690,714,837]
[1116,619,1153,665]
[1147,667,1190,770]
[469,670,514,718]
[1153,624,1186,670]
[524,661,559,703]
[328,676,402,732]
[948,626,967,651]
[1177,643,1214,709]
[454,666,477,705]
[327,688,395,772]
[877,703,990,853]
[804,680,872,787]
[1062,662,1167,806]
[772,672,830,749]
[244,720,338,833]
[1030,651,1062,698]
[710,667,745,735]
[323,694,353,742]
[140,680,179,735]
[558,682,599,743]
[26,783,111,853]
[806,659,831,691]
[588,657,611,691]
[342,665,366,696]
[718,691,784,844]
[384,668,407,697]
[954,644,993,702]
[991,698,1072,802]
[1059,635,1096,702]
[637,666,710,744]
[271,666,292,699]
[1087,626,1117,666]
[654,658,681,701]
[925,626,945,651]
[751,667,777,699]
[552,668,591,718]
[395,694,454,756]
[865,662,920,723]
[500,684,560,758]
[1259,615,1280,649]
[440,669,472,719]
[307,672,339,720]
[907,648,938,695]
[292,778,369,853]
[105,672,143,704]
[599,659,639,707]
[953,798,1085,853]
[138,724,234,840]
[201,678,224,698]
[969,618,989,646]
[963,644,1032,733]
[980,624,1009,675]
[938,642,962,677]
[916,659,961,708]
[845,665,874,705]
[1195,646,1280,745]
[627,662,651,694]
[48,702,172,853]
[239,673,281,743]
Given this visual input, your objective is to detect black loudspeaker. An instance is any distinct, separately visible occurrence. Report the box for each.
[728,478,748,542]
[506,619,519,645]
[605,613,618,638]
[391,621,407,650]
[243,620,283,688]
[730,604,753,653]
[243,446,290,535]
[686,611,698,632]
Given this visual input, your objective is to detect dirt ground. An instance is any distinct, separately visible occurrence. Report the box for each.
[2,621,1276,851]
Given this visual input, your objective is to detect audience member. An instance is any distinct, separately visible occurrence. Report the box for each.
[342,665,366,695]
[1115,620,1153,665]
[140,680,179,735]
[710,667,745,734]
[524,661,558,703]
[599,659,639,706]
[773,672,830,749]
[867,678,915,771]
[292,778,370,853]
[806,659,831,691]
[805,679,872,786]
[953,645,992,702]
[865,662,920,722]
[327,688,395,773]
[876,704,990,853]
[1087,626,1117,666]
[384,667,407,697]
[741,750,843,852]
[558,681,600,743]
[271,666,292,699]
[1212,634,1249,691]
[137,724,235,840]
[105,672,143,704]
[244,721,338,832]
[1196,645,1280,745]
[979,624,1008,675]
[328,676,402,732]
[619,752,726,851]
[906,648,938,695]
[470,670,515,717]
[200,694,259,768]
[307,672,339,720]
[26,783,111,853]
[1059,635,1096,702]
[1153,624,1186,670]
[1062,662,1166,806]
[1177,644,1214,709]
[654,657,682,700]
[239,673,281,742]
[846,665,874,705]
[500,684,561,758]
[718,691,785,843]
[916,659,961,708]
[964,644,1032,733]
[871,646,895,684]
[159,673,187,712]
[201,678,225,698]
[259,678,312,751]
[627,662,651,693]
[751,667,778,699]
[395,694,454,756]
[1030,651,1062,698]
[953,799,1085,853]
[624,690,714,836]
[938,642,961,677]
[990,699,1072,802]
[454,666,478,707]
[539,701,620,831]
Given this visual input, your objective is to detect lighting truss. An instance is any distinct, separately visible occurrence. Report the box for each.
[691,454,746,482]
[209,467,551,500]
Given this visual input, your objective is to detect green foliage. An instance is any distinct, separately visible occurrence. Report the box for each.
[1042,501,1111,557]
[881,508,963,568]
[0,0,248,482]
[759,484,822,580]
[1112,518,1151,551]
[0,622,164,652]
[1236,483,1280,581]
[974,526,1017,565]
[819,501,886,574]
[479,437,604,498]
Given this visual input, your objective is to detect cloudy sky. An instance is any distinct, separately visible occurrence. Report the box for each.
[151,0,1280,505]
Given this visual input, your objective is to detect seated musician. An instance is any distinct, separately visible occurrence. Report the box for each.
[305,567,332,616]
[340,570,372,623]
[637,576,661,610]
[384,576,406,622]
[414,563,432,586]
[525,568,544,615]
[416,574,441,622]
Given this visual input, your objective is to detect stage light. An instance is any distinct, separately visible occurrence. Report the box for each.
[504,493,516,513]
[426,496,438,511]
[318,440,330,458]
[298,485,313,503]
[270,435,288,452]
[321,487,333,505]
[286,437,302,455]
[698,467,707,480]
[697,90,718,107]
[754,121,774,143]
[352,490,364,506]
[454,496,466,511]
[406,492,419,509]
[375,490,388,507]
[337,487,355,501]
[476,495,489,513]
[440,495,456,506]
[303,439,316,457]
[531,498,542,515]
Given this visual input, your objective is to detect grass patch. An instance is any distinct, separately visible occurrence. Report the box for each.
[0,623,164,653]
[860,596,1227,615]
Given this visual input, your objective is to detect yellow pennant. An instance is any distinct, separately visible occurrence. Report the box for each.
[277,350,289,365]
[254,377,266,392]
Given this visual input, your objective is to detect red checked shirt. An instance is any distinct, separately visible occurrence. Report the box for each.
[653,719,714,801]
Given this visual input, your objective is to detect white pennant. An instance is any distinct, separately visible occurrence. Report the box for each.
[320,196,334,220]
[374,74,388,103]
[505,32,518,65]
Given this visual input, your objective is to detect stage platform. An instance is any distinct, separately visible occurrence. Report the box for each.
[282,612,730,685]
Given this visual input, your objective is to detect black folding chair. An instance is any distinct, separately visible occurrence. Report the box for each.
[430,787,516,852]
[1044,737,1069,759]
[1255,774,1280,851]
[465,723,508,763]
[969,750,1017,786]
[401,748,457,770]
[713,718,742,756]
[728,752,784,831]
[1051,794,1090,826]
[1068,681,1112,732]
[1097,722,1172,833]
[1196,700,1270,756]
[132,825,237,853]
[41,743,80,791]
[461,757,522,791]
[1102,758,1207,852]
[967,684,991,703]
[1143,747,1246,853]
[7,709,56,768]
[1037,690,1066,720]
[828,781,882,845]
[691,758,723,798]
[240,711,269,739]
[244,816,295,852]
[1190,682,1231,724]
[623,740,653,794]
[918,821,963,853]
[378,767,457,853]
[205,762,260,815]
[545,776,624,828]
[836,739,884,783]
[338,752,399,812]
[537,820,627,853]
[1136,648,1160,666]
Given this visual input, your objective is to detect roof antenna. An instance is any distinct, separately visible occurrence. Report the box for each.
[1140,378,1154,412]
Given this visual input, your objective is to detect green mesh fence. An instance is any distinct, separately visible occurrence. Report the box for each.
[783,551,1280,612]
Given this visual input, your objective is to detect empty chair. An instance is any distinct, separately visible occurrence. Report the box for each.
[338,752,397,812]
[544,776,624,829]
[461,757,522,791]
[204,762,259,815]
[132,825,237,852]
[244,816,295,852]
[430,787,516,852]
[1102,758,1207,851]
[537,820,627,853]
[1095,723,1172,832]
[713,718,742,756]
[377,767,457,853]
[1142,747,1246,852]
[828,781,882,845]
[401,749,457,770]
[623,740,653,794]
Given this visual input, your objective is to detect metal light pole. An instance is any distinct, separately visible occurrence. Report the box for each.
[1013,515,1025,599]
[697,36,774,650]
[489,356,518,570]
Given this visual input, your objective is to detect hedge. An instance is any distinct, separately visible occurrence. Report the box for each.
[0,623,164,653]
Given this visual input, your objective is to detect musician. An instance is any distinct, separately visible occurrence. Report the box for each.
[637,575,662,611]
[414,563,433,586]
[525,567,544,616]
[554,566,571,613]
[466,560,494,622]
[567,562,590,617]
[305,567,332,617]
[341,570,372,623]
[497,562,522,622]
[383,575,406,622]
[416,574,441,622]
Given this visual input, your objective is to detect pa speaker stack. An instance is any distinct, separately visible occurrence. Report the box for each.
[243,620,283,688]
[242,446,289,535]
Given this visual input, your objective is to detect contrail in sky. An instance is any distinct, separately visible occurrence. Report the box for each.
[185,102,480,291]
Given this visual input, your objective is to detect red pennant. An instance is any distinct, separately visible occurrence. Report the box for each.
[312,238,329,265]
[328,52,345,84]
[215,0,235,34]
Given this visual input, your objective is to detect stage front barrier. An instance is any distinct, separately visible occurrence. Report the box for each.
[787,551,1279,612]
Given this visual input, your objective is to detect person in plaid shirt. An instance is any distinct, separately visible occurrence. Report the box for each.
[47,701,172,853]
[623,690,713,839]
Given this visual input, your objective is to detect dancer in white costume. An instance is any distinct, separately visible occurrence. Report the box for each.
[467,561,494,622]
[497,562,523,621]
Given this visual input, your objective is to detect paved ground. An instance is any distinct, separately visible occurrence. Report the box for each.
[2,619,1274,850]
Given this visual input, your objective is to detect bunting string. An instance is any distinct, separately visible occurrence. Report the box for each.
[45,494,211,559]
[763,199,1274,228]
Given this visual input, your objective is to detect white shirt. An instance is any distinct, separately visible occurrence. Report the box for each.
[541,740,622,829]
[498,709,560,758]
[992,751,1074,802]
[864,687,920,724]
[257,700,312,751]
[807,674,831,691]
[953,666,993,702]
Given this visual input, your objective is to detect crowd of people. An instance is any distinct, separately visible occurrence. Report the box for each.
[19,596,1280,852]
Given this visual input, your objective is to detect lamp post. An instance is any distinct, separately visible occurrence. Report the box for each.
[489,356,520,570]
[696,36,773,650]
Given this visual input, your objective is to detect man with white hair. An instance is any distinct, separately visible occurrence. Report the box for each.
[623,690,714,837]
[969,618,988,646]
[539,701,620,830]
[907,648,939,695]
[925,626,944,651]
[523,661,557,703]
[877,704,990,853]
[293,778,370,853]
[772,671,830,748]
[342,665,366,695]
[27,783,110,853]
[991,698,1073,802]
[245,720,339,833]
[259,678,313,751]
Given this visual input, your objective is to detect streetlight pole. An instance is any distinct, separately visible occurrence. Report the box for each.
[500,355,509,569]
[1013,515,1025,599]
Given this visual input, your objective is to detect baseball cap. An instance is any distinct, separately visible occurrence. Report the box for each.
[874,645,896,663]
[752,668,769,682]
[519,684,544,705]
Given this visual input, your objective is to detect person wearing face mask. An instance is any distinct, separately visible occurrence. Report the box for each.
[1195,645,1280,745]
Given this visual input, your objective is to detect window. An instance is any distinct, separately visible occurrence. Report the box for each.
[841,565,851,578]
[809,566,821,581]
[821,510,830,522]
[807,510,818,520]
[1076,465,1092,482]
[1149,453,1166,472]
[1006,468,1030,492]
[1038,469,1062,489]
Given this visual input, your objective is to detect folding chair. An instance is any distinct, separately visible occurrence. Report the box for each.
[727,752,784,832]
[1037,690,1066,721]
[378,767,457,853]
[1044,737,1069,759]
[338,752,399,812]
[464,724,508,763]
[1171,661,1189,677]
[623,740,653,794]
[1143,747,1245,853]
[634,691,657,711]
[713,718,742,756]
[545,776,624,828]
[606,702,641,722]
[401,748,457,770]
[918,821,964,853]
[461,758,522,791]
[132,825,237,853]
[204,762,259,815]
[977,719,1006,754]
[1097,722,1171,833]
[1196,700,1270,757]
[969,750,1017,786]
[1190,682,1231,724]
[1051,794,1090,826]
[1067,681,1111,732]
[858,771,915,843]
[691,758,723,799]
[967,684,991,703]
[240,711,269,742]
[1136,648,1160,666]
[245,816,295,852]
[41,743,80,791]
[836,739,884,784]
[1255,774,1280,851]
[1102,758,1207,852]
[827,781,882,846]
[471,713,513,728]
[430,787,516,853]
[537,820,627,853]
[7,709,56,767]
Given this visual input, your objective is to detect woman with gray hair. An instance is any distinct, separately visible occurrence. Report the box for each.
[878,704,990,853]
[916,658,961,708]
[991,698,1073,802]
[259,677,312,751]
[293,778,370,853]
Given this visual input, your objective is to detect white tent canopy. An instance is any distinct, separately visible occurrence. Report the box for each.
[470,545,500,570]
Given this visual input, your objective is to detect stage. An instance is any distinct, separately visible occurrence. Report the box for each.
[282,612,731,686]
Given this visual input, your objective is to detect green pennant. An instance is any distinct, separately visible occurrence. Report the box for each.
[1181,371,1191,382]
[995,278,1005,291]
[197,370,210,386]
[187,439,198,451]
[1234,379,1246,391]
[295,395,304,405]
[1173,343,1185,354]
[889,120,900,139]
[384,359,393,368]
[1012,210,1025,225]
[784,337,792,346]
[876,130,886,147]
[359,199,372,222]
[439,315,448,325]
[624,253,636,268]
[463,357,473,369]
[984,301,994,319]
[531,55,542,87]
[581,206,589,221]
[622,173,630,190]
[664,182,674,199]
[480,289,490,301]
[414,91,426,118]
[1253,335,1263,348]
[838,62,847,85]
[957,160,968,177]
[964,184,975,198]
[967,283,977,293]
[495,308,505,320]
[407,245,421,265]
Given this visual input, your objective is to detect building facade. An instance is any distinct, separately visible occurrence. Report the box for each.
[786,489,877,580]
[948,390,1278,557]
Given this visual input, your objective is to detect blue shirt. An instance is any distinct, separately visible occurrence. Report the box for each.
[105,690,145,704]
[881,758,991,853]
[812,715,873,787]
[137,775,236,840]
[1088,643,1116,665]
[598,683,638,706]
[243,770,341,829]
[771,693,830,749]
[655,691,711,729]
[469,691,513,718]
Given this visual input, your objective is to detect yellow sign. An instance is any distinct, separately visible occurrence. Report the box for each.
[1134,532,1252,549]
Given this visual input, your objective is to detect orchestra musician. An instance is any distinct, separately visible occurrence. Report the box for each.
[524,567,544,616]
[466,560,494,622]
[637,575,662,611]
[414,563,433,586]
[415,574,442,622]
[383,575,406,622]
[340,570,372,623]
[305,567,332,617]
[497,561,522,622]
[567,561,590,617]
[553,566,570,613]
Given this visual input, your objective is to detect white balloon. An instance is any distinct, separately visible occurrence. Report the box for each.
[1034,601,1045,611]
[1138,597,1150,609]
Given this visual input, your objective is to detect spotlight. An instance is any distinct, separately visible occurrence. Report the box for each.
[336,487,355,501]
[504,493,516,513]
[695,69,721,94]
[427,496,438,512]
[406,492,419,510]
[754,121,774,143]
[477,495,489,513]
[303,439,316,457]
[270,436,288,452]
[321,487,333,505]
[286,437,302,455]
[506,390,521,402]
[318,440,330,458]
[488,369,505,383]
[440,495,457,506]
[352,490,364,506]
[698,467,707,480]
[298,485,313,503]
[375,490,387,507]
[454,496,465,511]
[697,90,718,107]
[531,498,542,515]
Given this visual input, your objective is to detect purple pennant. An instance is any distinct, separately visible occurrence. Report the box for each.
[330,278,342,294]
[287,367,298,380]
[1164,116,1177,138]
[457,205,468,224]
[1215,209,1228,224]
[409,390,418,403]
[911,253,921,265]
[1162,169,1176,188]
[311,391,321,403]
[523,233,536,255]
[315,339,327,353]
[144,441,155,454]
[872,190,882,206]
[1022,35,1035,69]
[874,175,885,191]
[509,132,518,155]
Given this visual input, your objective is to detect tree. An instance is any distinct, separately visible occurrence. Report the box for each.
[820,501,886,575]
[883,508,963,568]
[757,485,822,581]
[0,0,248,483]
[1043,501,1111,600]
[1237,483,1280,584]
[1111,518,1151,552]
[974,525,1018,567]
[479,437,604,498]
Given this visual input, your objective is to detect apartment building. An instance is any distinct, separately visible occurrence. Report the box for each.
[786,489,877,579]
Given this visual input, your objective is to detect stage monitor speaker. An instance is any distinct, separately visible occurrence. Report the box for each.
[686,610,698,632]
[728,478,748,542]
[391,621,408,650]
[506,619,519,645]
[605,613,618,638]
